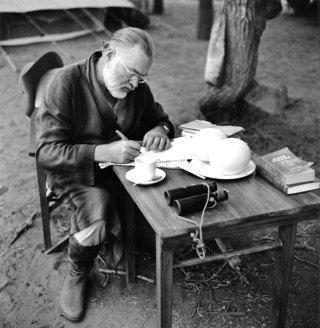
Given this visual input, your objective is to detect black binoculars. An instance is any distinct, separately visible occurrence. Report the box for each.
[164,182,228,215]
[164,181,217,206]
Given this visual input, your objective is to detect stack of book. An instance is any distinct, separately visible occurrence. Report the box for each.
[178,120,215,137]
[178,119,245,137]
[252,147,320,195]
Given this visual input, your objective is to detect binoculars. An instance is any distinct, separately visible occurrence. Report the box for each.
[164,182,228,215]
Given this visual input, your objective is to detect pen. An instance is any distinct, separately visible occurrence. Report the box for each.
[116,129,143,155]
[115,129,129,141]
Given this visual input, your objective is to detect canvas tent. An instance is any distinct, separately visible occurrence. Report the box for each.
[0,0,149,71]
[0,0,135,45]
[0,0,134,13]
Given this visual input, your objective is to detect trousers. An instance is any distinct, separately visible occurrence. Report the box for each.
[51,167,125,259]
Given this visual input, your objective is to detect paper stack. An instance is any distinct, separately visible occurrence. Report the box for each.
[178,119,245,137]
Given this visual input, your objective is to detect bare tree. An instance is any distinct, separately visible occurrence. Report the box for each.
[199,0,282,122]
[197,0,214,40]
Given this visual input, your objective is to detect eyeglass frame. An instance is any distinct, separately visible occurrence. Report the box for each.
[114,51,149,84]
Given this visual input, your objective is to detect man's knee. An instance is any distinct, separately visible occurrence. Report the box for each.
[74,219,106,246]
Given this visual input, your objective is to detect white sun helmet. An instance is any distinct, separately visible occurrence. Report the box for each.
[208,138,251,175]
[192,128,226,162]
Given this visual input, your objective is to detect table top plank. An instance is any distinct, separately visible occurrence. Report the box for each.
[114,167,320,239]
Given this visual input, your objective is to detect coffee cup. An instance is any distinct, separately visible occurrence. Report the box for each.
[134,156,159,181]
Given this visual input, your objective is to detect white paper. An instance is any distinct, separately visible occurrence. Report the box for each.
[99,137,196,169]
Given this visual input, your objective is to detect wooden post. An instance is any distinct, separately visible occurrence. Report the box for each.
[153,0,164,14]
[0,14,7,40]
[197,0,213,40]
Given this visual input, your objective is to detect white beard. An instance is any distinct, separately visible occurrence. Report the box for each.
[103,65,127,99]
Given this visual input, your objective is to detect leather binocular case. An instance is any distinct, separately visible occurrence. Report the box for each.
[173,190,228,215]
[164,181,217,206]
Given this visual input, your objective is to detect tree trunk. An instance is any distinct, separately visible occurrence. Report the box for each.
[153,0,164,14]
[197,0,214,40]
[199,0,282,122]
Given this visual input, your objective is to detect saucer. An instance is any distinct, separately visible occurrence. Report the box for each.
[189,159,256,180]
[126,168,166,185]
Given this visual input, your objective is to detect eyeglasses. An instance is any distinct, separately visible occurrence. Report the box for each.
[115,53,149,84]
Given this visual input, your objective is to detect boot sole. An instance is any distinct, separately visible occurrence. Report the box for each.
[60,306,84,322]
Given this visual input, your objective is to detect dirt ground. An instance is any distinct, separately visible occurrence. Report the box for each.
[0,1,319,327]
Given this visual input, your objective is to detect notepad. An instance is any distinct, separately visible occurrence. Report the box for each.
[99,159,190,170]
[99,137,195,170]
[138,137,194,162]
[157,159,189,169]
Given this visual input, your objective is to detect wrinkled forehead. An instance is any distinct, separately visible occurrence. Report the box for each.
[115,44,152,74]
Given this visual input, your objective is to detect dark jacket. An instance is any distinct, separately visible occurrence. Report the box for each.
[36,51,174,187]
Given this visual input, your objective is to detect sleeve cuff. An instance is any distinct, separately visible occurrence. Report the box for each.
[157,122,170,135]
[75,144,97,185]
[158,120,175,139]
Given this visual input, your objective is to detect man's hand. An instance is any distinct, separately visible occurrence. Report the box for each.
[142,126,171,151]
[94,140,141,163]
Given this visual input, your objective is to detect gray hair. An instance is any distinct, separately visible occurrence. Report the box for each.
[105,27,154,58]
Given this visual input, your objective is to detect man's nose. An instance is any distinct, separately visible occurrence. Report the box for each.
[129,76,139,89]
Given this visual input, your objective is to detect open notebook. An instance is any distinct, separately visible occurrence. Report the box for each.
[99,137,195,169]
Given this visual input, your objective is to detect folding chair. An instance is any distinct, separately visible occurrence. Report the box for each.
[19,52,69,254]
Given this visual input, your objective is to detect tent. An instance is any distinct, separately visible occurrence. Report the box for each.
[0,0,148,71]
[0,0,134,13]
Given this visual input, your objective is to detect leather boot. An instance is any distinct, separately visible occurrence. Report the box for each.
[60,235,101,322]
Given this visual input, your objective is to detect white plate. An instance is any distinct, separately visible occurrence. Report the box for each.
[189,159,256,180]
[126,168,166,185]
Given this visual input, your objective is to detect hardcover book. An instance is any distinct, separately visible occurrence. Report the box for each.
[252,152,319,195]
[256,148,315,185]
[179,120,215,131]
[178,120,245,137]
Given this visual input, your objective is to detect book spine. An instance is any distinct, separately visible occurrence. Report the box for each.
[252,154,288,193]
[256,157,288,184]
[255,166,289,194]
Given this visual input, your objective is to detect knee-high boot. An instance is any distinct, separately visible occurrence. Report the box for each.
[60,235,101,321]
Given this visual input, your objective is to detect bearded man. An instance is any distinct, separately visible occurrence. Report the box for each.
[36,27,174,321]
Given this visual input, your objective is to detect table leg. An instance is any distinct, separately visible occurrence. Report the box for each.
[273,223,297,328]
[125,193,136,284]
[156,235,174,328]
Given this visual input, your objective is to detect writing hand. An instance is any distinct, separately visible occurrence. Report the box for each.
[94,140,141,163]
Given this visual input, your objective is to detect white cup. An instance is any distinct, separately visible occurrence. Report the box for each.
[134,156,158,181]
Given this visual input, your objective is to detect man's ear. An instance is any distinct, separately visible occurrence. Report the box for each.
[102,41,113,59]
[104,47,114,62]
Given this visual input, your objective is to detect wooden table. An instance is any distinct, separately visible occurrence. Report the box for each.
[113,166,320,328]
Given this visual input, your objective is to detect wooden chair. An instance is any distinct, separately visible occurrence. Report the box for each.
[20,52,69,254]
